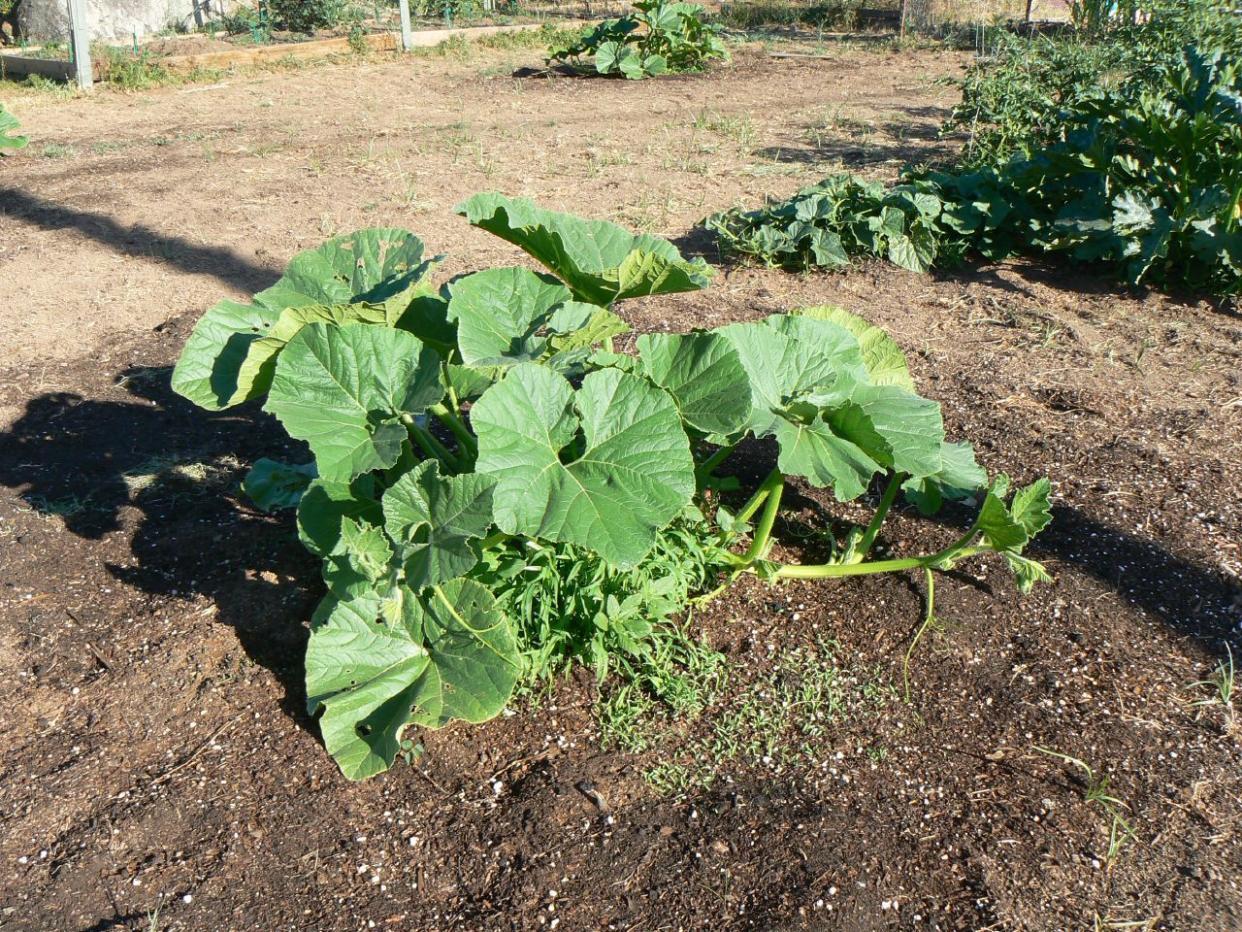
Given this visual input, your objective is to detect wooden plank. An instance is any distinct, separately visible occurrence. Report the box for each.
[157,22,560,73]
[1,21,569,82]
[67,0,94,90]
[0,56,78,80]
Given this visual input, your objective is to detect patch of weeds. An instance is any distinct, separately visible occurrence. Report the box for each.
[692,108,758,149]
[21,493,99,519]
[478,23,581,52]
[100,47,177,90]
[1190,644,1235,727]
[639,639,898,796]
[1033,746,1137,868]
[432,34,471,59]
[15,74,76,99]
[39,142,76,159]
[585,148,634,176]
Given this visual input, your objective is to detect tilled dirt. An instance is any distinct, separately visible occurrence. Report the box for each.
[1,41,1240,932]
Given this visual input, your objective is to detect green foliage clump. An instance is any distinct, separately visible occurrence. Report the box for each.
[947,0,1242,168]
[706,171,1020,274]
[174,194,1050,780]
[549,0,729,80]
[267,0,351,33]
[711,46,1242,296]
[0,102,25,154]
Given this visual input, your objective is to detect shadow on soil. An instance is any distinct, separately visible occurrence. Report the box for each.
[0,367,319,731]
[0,186,280,294]
[1,369,1239,738]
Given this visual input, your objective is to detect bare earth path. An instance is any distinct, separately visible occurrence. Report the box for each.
[1,43,1240,931]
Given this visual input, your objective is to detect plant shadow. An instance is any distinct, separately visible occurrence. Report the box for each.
[0,366,321,733]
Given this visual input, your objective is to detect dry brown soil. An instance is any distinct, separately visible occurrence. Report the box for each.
[1,40,1240,932]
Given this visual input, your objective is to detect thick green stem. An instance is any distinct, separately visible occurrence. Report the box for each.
[725,471,785,566]
[772,538,987,579]
[695,444,736,483]
[737,467,783,523]
[479,530,511,549]
[429,402,479,461]
[854,472,905,561]
[406,420,459,471]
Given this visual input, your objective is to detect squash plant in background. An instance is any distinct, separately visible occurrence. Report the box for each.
[548,0,728,80]
[0,103,26,154]
[173,194,1052,780]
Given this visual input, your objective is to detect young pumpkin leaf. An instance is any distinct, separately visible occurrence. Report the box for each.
[306,579,519,781]
[455,193,713,306]
[635,331,753,436]
[266,323,444,483]
[1004,552,1054,594]
[297,476,383,557]
[242,458,317,512]
[472,363,695,568]
[976,476,1051,554]
[383,460,497,588]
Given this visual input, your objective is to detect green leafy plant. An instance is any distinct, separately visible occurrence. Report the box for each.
[945,1,1242,169]
[706,171,1022,274]
[0,103,26,154]
[548,0,729,80]
[174,194,1052,780]
[711,47,1242,296]
[267,0,350,33]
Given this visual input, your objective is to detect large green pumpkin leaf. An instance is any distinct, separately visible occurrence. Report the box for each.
[171,230,435,411]
[255,229,434,309]
[635,331,753,436]
[795,305,915,390]
[266,323,444,482]
[826,384,945,480]
[382,460,497,588]
[773,416,881,501]
[717,314,945,497]
[472,364,695,568]
[718,316,869,436]
[446,267,573,366]
[170,299,284,411]
[456,193,713,306]
[306,579,519,781]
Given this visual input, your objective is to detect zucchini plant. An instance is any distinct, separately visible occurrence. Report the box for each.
[173,194,1051,780]
[548,0,728,80]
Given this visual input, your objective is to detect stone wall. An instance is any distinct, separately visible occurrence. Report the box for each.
[19,0,236,42]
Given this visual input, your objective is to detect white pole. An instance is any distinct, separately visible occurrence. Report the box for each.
[67,0,93,90]
[398,0,413,51]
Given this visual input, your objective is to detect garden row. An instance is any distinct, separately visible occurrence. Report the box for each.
[709,0,1242,298]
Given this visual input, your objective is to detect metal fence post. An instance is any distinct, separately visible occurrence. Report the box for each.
[67,0,93,89]
[398,0,413,51]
